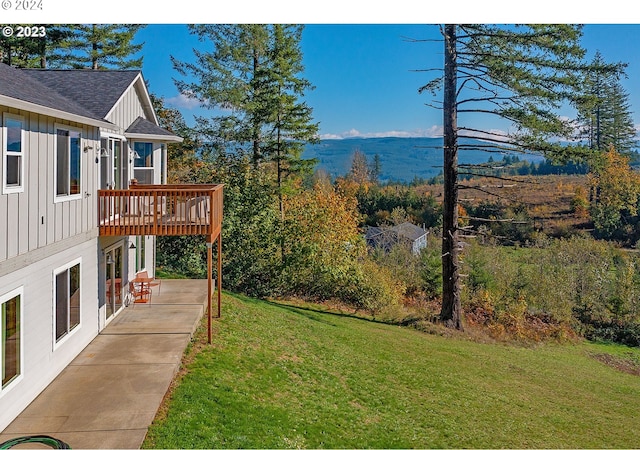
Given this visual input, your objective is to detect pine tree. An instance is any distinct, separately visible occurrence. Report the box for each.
[172,24,271,163]
[173,24,319,271]
[52,24,145,70]
[576,51,634,153]
[260,24,319,220]
[369,154,382,184]
[421,24,615,329]
[0,25,69,68]
[601,77,637,154]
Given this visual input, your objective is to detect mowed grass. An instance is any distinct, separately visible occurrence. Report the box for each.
[143,292,640,449]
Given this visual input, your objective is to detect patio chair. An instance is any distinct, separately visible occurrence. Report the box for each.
[128,281,152,305]
[137,270,161,294]
[174,196,210,223]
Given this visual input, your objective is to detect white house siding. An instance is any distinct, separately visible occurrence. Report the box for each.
[105,80,149,133]
[0,238,99,432]
[0,106,100,264]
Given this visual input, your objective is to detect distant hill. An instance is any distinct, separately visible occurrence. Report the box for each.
[303,137,543,183]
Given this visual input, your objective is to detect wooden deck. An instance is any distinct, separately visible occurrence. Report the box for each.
[98,184,223,237]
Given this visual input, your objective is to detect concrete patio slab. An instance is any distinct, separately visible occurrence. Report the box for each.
[0,279,211,449]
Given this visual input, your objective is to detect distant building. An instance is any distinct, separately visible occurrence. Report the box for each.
[365,222,428,255]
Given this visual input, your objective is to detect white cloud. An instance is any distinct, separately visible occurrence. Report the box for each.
[166,92,208,110]
[458,127,510,142]
[319,125,444,140]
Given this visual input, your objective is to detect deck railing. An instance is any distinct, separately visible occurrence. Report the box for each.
[98,184,223,237]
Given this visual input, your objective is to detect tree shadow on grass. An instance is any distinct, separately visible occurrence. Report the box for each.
[226,291,386,327]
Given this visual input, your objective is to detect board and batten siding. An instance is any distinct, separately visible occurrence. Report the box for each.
[105,80,149,132]
[0,106,100,265]
[0,238,99,432]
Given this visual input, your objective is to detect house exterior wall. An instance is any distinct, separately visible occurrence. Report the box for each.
[0,72,168,432]
[0,105,100,265]
[0,238,99,431]
[412,234,428,255]
[0,106,101,432]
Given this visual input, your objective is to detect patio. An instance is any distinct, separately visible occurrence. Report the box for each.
[0,279,210,449]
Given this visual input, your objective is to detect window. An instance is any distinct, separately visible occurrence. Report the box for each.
[135,236,146,272]
[3,114,24,194]
[133,142,154,185]
[55,127,81,199]
[54,261,80,343]
[100,136,127,190]
[1,287,22,391]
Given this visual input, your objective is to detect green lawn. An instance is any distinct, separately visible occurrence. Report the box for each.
[143,292,640,449]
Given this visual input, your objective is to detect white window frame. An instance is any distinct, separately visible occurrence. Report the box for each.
[133,141,155,185]
[53,258,82,349]
[99,131,128,190]
[0,286,24,395]
[54,124,83,203]
[2,113,25,195]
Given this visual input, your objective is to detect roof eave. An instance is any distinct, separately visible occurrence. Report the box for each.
[124,132,184,143]
[0,94,111,129]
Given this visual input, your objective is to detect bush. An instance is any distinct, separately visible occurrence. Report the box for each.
[585,322,640,347]
[281,184,403,312]
[460,238,640,345]
[419,244,442,300]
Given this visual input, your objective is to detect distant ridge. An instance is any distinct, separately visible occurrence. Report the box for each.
[303,137,543,183]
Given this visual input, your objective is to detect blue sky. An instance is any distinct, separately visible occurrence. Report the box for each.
[135,24,640,140]
[5,1,639,140]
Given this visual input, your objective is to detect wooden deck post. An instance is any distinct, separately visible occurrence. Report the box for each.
[206,236,213,344]
[217,233,222,318]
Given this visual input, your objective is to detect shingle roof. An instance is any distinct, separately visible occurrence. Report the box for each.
[393,222,427,241]
[0,63,106,121]
[126,116,176,137]
[23,68,140,118]
[1,64,180,140]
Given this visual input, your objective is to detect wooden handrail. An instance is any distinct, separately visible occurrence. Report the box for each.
[98,184,223,237]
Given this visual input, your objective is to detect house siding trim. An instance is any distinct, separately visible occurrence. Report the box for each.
[0,229,98,278]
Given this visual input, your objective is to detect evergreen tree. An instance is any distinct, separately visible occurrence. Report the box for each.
[172,24,271,163]
[421,25,615,329]
[369,153,382,184]
[601,77,637,154]
[260,24,319,220]
[173,24,319,276]
[0,25,69,68]
[576,51,635,153]
[52,24,145,69]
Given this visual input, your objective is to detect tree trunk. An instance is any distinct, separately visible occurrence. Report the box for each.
[92,25,99,70]
[252,50,261,167]
[440,24,463,330]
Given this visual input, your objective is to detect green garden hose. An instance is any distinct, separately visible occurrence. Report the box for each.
[0,435,70,449]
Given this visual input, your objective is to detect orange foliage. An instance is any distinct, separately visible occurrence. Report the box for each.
[283,182,364,258]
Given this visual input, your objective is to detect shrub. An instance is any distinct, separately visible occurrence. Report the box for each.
[460,237,640,345]
[419,244,442,300]
[281,184,403,312]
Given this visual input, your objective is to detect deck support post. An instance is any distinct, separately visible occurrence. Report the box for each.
[206,237,213,344]
[217,233,222,318]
